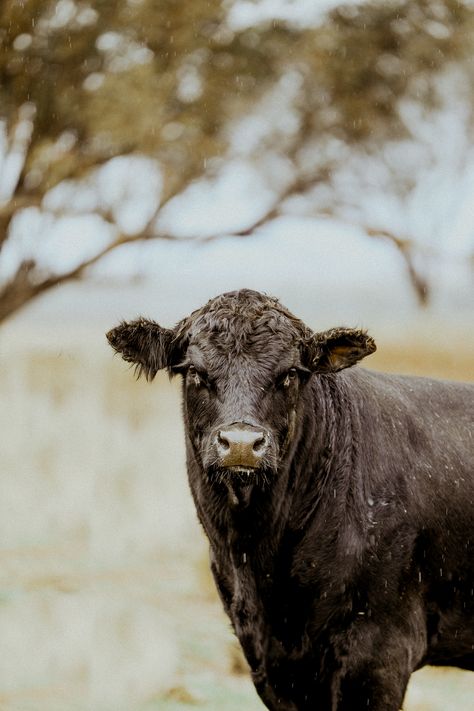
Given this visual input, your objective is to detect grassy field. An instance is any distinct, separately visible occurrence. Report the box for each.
[1,327,473,711]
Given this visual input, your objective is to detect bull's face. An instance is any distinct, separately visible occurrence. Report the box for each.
[174,335,307,493]
[107,290,375,506]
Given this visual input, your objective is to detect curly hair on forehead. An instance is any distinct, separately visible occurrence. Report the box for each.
[175,289,310,349]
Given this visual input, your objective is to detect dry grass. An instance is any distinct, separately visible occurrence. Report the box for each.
[0,329,472,710]
[369,342,474,382]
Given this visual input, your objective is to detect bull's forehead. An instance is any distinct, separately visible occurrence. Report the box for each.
[175,290,310,377]
[187,333,301,378]
[177,290,308,352]
[186,310,302,366]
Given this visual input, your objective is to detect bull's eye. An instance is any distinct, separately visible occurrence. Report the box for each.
[188,365,200,386]
[282,368,297,388]
[188,365,208,388]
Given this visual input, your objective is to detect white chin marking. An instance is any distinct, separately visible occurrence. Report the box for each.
[229,466,255,475]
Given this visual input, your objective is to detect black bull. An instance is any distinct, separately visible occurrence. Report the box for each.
[107,289,474,711]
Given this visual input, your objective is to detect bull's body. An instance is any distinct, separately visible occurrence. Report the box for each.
[190,368,474,709]
[108,289,474,710]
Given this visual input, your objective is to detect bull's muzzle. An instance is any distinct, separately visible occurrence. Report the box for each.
[213,423,270,469]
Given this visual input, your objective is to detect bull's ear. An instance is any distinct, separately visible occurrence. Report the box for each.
[106,318,175,381]
[305,327,376,373]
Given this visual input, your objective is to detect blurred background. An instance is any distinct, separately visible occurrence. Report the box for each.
[1,1,473,709]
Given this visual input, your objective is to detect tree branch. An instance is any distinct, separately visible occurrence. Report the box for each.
[0,230,150,323]
[203,177,430,306]
[0,178,429,325]
[0,193,44,250]
[365,227,429,305]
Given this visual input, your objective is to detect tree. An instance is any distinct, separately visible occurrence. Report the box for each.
[1,0,473,323]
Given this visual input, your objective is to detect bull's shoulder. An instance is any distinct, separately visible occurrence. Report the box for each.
[345,365,473,389]
[312,368,472,477]
[340,367,474,411]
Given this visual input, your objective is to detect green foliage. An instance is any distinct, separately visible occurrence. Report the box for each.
[1,0,471,197]
[323,0,472,140]
[0,0,286,196]
[0,0,473,192]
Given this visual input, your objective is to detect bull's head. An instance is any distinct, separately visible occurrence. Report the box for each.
[107,290,375,507]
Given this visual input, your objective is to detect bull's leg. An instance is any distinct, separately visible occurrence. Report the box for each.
[251,668,299,711]
[331,625,424,711]
[257,647,333,711]
[334,662,410,711]
[325,599,429,711]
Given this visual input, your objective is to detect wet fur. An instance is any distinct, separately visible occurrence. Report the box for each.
[107,289,474,711]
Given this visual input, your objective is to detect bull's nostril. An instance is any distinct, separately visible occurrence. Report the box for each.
[253,435,266,453]
[217,431,230,451]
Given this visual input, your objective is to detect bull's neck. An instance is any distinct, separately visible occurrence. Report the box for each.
[288,373,361,527]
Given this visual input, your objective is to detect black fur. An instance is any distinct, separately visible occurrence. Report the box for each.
[107,289,474,710]
[107,318,175,381]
